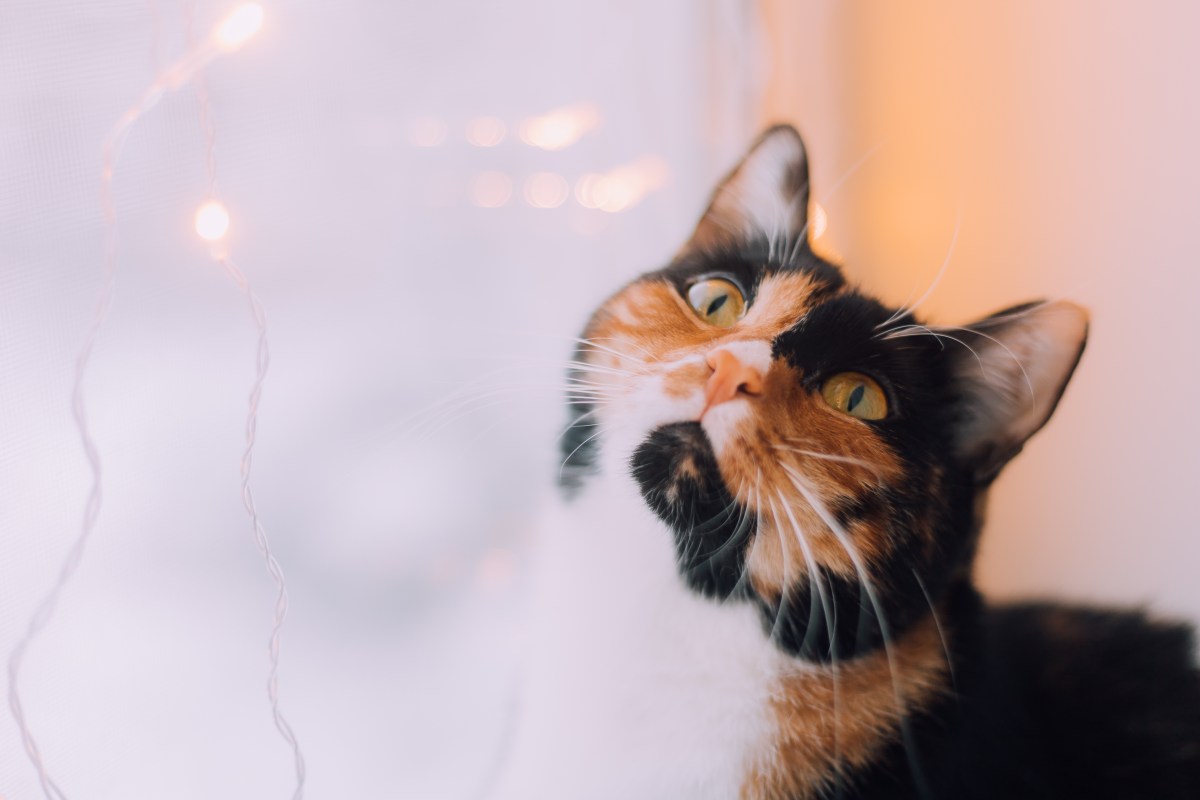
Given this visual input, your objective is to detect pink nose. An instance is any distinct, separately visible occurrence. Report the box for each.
[703,350,764,415]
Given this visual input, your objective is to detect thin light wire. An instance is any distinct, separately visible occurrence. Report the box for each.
[5,44,184,800]
[185,3,307,793]
[218,254,308,797]
[6,12,269,798]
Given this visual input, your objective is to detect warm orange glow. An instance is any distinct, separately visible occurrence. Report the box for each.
[194,201,230,241]
[519,103,600,151]
[410,116,447,147]
[575,156,669,213]
[466,116,506,147]
[810,202,828,240]
[470,171,513,208]
[214,3,264,52]
[524,172,569,209]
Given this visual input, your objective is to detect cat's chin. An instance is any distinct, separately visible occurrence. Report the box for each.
[628,421,751,597]
[631,421,724,503]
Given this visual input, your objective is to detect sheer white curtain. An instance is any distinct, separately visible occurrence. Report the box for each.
[0,0,767,795]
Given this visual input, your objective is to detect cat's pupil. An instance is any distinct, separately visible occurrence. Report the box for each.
[706,294,729,316]
[847,384,865,412]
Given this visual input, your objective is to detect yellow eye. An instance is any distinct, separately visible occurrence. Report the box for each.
[821,372,888,421]
[686,278,746,328]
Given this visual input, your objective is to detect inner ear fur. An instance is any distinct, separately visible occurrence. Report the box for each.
[945,300,1089,481]
[683,125,811,255]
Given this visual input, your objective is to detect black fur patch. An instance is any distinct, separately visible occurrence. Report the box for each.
[756,568,881,662]
[554,126,1199,795]
[651,234,846,307]
[630,422,751,600]
[841,595,1200,799]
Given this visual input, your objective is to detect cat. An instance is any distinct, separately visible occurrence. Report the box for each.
[485,126,1200,799]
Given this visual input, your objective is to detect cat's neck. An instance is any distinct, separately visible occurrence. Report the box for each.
[494,466,961,800]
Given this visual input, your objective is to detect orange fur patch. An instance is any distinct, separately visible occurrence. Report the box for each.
[580,270,913,591]
[577,267,952,798]
[741,615,951,799]
[662,361,709,399]
[719,362,905,585]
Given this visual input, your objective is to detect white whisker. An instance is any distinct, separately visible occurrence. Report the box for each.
[773,443,888,480]
[881,328,989,381]
[573,336,656,364]
[911,568,958,699]
[935,325,1036,407]
[770,484,845,788]
[558,427,607,478]
[875,324,945,351]
[780,464,933,796]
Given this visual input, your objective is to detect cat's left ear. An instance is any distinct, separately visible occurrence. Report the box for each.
[684,125,810,253]
[945,300,1089,482]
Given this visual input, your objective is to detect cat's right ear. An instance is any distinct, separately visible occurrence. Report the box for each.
[944,300,1089,483]
[682,125,811,254]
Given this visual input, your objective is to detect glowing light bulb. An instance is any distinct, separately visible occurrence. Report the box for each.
[215,3,264,52]
[195,201,231,241]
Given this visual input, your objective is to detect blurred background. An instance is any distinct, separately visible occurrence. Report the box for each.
[1,0,1197,796]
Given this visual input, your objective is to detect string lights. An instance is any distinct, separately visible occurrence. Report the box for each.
[213,2,265,51]
[184,1,307,792]
[465,116,507,147]
[408,101,680,218]
[523,172,570,209]
[6,4,305,798]
[207,249,307,797]
[519,102,601,151]
[195,199,232,241]
[575,155,669,213]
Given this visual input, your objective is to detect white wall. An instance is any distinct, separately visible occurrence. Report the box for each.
[764,1,1200,621]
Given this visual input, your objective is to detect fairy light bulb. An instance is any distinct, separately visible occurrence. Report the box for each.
[195,201,231,241]
[214,3,264,52]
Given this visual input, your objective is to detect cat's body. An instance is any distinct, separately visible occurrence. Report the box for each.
[491,469,783,799]
[487,127,1200,799]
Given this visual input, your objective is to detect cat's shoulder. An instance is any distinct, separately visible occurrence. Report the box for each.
[855,601,1200,799]
[982,601,1200,797]
[986,601,1199,688]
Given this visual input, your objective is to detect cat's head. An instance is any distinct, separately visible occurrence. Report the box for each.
[562,126,1088,660]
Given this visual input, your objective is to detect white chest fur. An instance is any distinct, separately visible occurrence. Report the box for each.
[488,468,787,800]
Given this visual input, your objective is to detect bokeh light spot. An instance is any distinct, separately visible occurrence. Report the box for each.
[519,103,600,151]
[466,116,506,147]
[214,3,264,52]
[524,172,569,209]
[470,171,513,208]
[410,116,447,147]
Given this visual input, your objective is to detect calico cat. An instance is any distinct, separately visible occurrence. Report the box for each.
[486,126,1200,799]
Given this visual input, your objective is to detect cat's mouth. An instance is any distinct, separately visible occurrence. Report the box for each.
[630,422,750,598]
[631,422,722,503]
